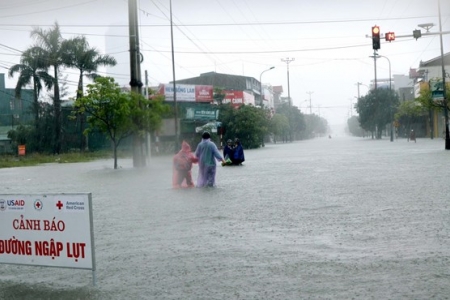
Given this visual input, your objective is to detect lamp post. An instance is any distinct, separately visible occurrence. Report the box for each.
[259,66,275,107]
[370,54,393,142]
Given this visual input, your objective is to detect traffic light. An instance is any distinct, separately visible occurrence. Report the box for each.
[372,26,380,50]
[385,32,395,42]
[413,29,422,40]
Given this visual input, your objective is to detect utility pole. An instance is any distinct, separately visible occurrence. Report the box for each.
[170,0,179,152]
[128,0,145,167]
[356,82,362,99]
[438,0,450,149]
[144,70,151,161]
[306,91,314,114]
[281,57,294,142]
[281,58,294,106]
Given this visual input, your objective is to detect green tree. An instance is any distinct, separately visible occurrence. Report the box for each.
[217,104,268,148]
[8,47,53,125]
[233,105,268,148]
[275,103,306,140]
[347,115,364,136]
[74,77,168,169]
[356,88,399,139]
[62,36,117,151]
[213,87,225,105]
[394,99,427,136]
[62,36,117,100]
[304,114,328,138]
[217,102,235,140]
[269,113,290,143]
[30,22,72,154]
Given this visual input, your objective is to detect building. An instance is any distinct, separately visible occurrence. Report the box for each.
[0,73,34,153]
[173,71,270,108]
[272,85,284,108]
[413,52,450,138]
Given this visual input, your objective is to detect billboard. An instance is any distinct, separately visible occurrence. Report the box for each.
[0,193,95,271]
[223,90,255,108]
[158,84,213,102]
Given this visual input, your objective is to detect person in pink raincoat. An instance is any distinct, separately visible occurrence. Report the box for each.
[195,131,225,188]
[172,141,198,188]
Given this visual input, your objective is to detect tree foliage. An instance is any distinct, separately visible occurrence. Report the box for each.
[347,115,364,136]
[356,88,399,139]
[29,22,74,154]
[61,36,117,99]
[269,113,290,142]
[218,104,268,149]
[73,77,169,169]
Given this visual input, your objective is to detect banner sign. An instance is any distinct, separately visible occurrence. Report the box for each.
[185,107,219,120]
[0,193,95,271]
[429,79,444,101]
[223,90,255,107]
[158,84,213,102]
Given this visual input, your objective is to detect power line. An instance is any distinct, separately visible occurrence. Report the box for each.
[0,0,99,19]
[0,14,444,27]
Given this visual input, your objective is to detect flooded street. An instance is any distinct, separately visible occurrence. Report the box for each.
[1,136,450,299]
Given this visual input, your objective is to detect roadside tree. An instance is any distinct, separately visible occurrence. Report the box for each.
[269,113,290,143]
[30,22,73,154]
[74,77,168,169]
[356,88,399,139]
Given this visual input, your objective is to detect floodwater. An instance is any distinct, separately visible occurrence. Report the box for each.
[1,135,450,299]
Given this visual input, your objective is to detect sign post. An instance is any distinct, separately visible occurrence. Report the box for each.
[0,193,96,285]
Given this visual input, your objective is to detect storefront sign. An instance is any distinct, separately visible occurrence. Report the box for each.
[185,108,219,120]
[158,84,213,102]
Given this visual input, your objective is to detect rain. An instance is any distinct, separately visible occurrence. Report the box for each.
[1,136,450,299]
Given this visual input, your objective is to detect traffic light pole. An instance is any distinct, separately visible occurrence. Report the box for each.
[373,51,377,90]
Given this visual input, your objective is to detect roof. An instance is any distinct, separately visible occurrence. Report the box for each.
[419,52,450,67]
[173,71,257,91]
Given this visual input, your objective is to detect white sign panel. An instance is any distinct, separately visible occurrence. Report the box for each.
[0,193,95,270]
[162,84,196,102]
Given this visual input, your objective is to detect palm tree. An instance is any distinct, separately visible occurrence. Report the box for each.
[62,36,117,100]
[62,36,117,151]
[30,22,68,154]
[8,47,53,125]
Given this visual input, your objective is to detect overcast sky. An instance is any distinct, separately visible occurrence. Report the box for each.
[0,0,449,127]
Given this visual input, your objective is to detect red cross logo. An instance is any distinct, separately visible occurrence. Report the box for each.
[34,200,43,211]
[56,200,63,210]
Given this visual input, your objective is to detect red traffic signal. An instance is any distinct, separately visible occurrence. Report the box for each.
[385,32,395,42]
[372,26,380,50]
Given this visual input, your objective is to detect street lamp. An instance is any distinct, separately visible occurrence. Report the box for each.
[370,54,394,142]
[259,66,275,107]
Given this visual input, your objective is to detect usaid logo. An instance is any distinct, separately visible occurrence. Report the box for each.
[6,199,25,210]
[7,200,25,207]
[0,199,5,211]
